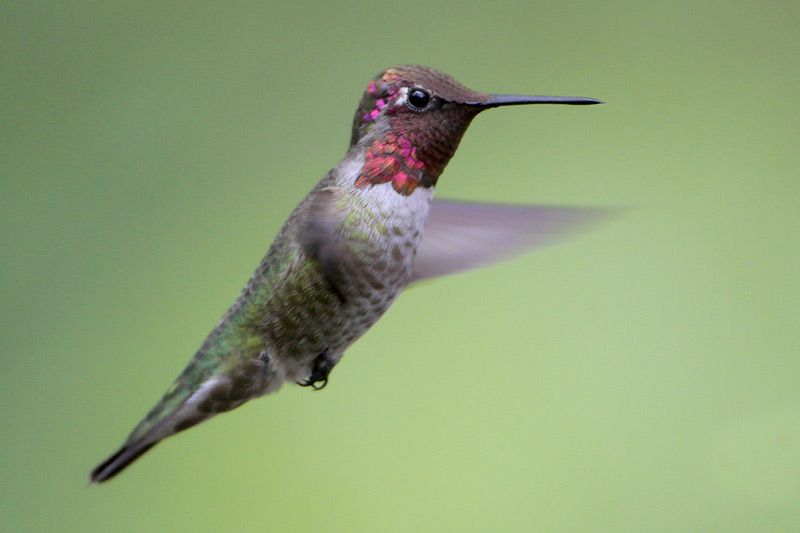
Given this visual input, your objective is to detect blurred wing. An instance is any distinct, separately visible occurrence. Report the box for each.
[410,199,612,283]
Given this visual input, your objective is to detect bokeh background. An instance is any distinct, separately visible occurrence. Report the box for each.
[3,1,799,531]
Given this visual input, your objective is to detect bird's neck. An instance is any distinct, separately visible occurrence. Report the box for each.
[328,141,436,232]
[341,114,446,197]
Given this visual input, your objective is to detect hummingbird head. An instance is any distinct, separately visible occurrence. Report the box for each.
[350,65,601,195]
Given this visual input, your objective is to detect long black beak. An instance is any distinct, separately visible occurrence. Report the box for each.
[466,94,603,108]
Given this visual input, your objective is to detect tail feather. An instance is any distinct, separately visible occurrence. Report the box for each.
[89,407,215,483]
[89,375,238,483]
[90,439,158,483]
[90,358,273,483]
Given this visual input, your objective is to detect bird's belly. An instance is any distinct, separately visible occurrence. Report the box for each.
[262,234,418,381]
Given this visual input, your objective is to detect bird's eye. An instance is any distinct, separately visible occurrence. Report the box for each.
[407,89,431,110]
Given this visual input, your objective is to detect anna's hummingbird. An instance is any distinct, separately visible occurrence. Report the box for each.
[90,65,602,483]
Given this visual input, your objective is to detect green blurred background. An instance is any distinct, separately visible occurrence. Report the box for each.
[2,1,799,531]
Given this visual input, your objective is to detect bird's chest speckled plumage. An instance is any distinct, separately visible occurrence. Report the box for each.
[260,182,434,380]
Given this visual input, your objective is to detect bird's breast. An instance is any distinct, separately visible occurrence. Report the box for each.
[261,183,434,376]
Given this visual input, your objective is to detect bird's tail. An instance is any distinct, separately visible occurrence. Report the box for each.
[89,376,229,483]
[89,400,218,484]
[89,358,278,483]
[89,326,285,484]
[90,438,161,483]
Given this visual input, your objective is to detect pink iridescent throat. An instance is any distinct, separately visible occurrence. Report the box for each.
[355,133,426,195]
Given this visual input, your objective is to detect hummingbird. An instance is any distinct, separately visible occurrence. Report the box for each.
[90,65,603,483]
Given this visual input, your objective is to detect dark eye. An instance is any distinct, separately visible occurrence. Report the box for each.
[407,89,431,110]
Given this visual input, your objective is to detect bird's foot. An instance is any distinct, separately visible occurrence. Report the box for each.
[298,349,335,391]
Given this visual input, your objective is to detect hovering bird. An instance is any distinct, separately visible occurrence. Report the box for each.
[91,65,603,483]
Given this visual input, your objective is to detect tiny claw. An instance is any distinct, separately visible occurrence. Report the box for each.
[300,377,328,391]
[297,349,335,391]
